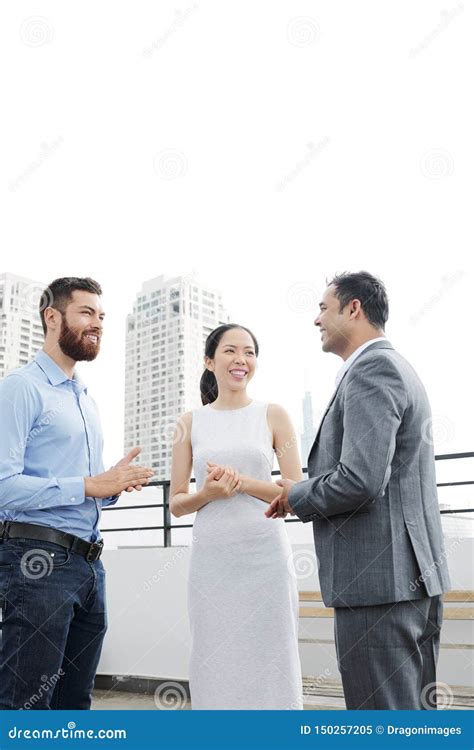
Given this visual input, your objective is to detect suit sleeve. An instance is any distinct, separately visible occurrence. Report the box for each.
[288,356,408,521]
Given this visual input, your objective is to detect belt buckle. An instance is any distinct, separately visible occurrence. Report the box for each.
[0,521,10,541]
[86,540,103,562]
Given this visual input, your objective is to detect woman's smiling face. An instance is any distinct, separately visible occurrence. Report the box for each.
[205,328,257,393]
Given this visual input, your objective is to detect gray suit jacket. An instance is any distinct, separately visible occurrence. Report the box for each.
[289,340,451,607]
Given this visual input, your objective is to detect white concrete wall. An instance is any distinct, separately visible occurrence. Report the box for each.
[99,546,192,680]
[98,539,474,687]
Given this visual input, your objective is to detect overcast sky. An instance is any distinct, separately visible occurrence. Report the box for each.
[1,1,472,515]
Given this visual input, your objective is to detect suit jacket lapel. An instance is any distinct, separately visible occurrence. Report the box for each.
[306,377,346,466]
[306,340,394,467]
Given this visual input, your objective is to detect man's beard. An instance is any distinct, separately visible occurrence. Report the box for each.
[58,317,101,362]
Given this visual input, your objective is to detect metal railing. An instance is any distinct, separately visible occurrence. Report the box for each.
[101,451,474,547]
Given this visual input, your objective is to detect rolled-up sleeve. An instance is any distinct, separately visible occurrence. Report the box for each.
[93,450,119,507]
[101,494,120,507]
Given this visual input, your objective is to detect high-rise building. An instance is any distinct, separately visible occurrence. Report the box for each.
[124,274,230,479]
[0,273,45,379]
[300,391,317,469]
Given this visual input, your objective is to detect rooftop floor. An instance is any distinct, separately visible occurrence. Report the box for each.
[91,683,473,711]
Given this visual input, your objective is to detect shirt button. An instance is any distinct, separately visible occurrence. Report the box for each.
[71,497,76,502]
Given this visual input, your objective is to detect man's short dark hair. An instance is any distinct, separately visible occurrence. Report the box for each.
[328,271,389,330]
[39,277,102,334]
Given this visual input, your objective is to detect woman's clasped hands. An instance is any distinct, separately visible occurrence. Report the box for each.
[202,460,243,500]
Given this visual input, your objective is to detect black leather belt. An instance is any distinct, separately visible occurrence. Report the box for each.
[0,521,104,562]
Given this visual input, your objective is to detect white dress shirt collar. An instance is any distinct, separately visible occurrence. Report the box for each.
[334,337,387,388]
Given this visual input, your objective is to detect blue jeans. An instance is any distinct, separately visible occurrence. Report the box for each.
[0,537,107,710]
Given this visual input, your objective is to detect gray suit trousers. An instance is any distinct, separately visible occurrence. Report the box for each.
[334,595,443,709]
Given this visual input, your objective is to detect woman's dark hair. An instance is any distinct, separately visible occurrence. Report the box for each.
[200,324,259,405]
[39,277,102,334]
[328,271,389,330]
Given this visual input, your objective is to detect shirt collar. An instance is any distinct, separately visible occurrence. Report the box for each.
[335,337,388,388]
[34,350,87,392]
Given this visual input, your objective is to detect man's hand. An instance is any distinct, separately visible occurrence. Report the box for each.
[265,478,296,519]
[116,447,146,493]
[85,447,154,498]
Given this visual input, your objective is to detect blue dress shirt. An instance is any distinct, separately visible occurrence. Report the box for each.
[0,350,118,542]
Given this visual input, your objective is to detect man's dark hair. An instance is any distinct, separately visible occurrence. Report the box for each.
[328,271,389,330]
[39,277,102,334]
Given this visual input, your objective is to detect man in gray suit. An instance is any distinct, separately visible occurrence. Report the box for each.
[266,271,451,710]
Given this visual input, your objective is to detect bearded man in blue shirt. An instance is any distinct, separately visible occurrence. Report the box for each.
[0,277,154,710]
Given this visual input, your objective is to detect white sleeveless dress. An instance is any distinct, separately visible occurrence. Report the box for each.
[188,400,303,710]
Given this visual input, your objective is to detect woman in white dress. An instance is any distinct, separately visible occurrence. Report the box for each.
[170,324,304,710]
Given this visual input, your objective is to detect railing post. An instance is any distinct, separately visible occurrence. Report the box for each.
[163,481,171,548]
